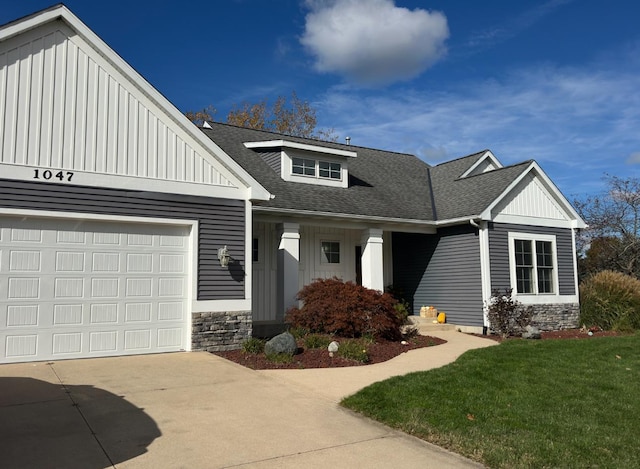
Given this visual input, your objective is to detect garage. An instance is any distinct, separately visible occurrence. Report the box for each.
[0,215,192,363]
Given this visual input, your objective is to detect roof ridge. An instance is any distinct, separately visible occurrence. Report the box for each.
[201,121,421,159]
[453,160,532,181]
[433,149,489,167]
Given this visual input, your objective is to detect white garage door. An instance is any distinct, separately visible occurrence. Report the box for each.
[0,216,191,363]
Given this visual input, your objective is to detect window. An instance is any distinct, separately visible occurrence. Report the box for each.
[292,157,315,176]
[319,161,341,179]
[321,241,340,264]
[291,158,342,180]
[510,234,556,294]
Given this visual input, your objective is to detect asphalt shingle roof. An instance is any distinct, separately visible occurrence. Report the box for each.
[200,122,531,224]
[201,123,435,221]
[431,159,532,220]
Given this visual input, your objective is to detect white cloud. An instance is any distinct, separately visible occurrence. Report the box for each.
[300,0,449,85]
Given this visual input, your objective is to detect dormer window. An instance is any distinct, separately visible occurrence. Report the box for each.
[244,139,356,189]
[319,161,341,179]
[292,158,316,176]
[292,158,342,180]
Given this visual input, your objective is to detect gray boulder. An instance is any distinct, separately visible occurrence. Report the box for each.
[264,332,297,356]
[522,325,541,340]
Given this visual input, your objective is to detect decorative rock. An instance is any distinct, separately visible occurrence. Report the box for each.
[327,341,339,357]
[264,332,297,356]
[522,325,542,340]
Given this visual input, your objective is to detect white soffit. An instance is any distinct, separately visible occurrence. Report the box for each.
[244,140,357,158]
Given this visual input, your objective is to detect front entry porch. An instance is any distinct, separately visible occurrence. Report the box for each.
[251,221,392,336]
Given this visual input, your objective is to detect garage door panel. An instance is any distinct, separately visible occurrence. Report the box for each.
[1,216,190,363]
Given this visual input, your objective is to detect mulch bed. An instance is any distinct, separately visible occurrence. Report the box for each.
[211,335,446,370]
[476,328,627,342]
[212,329,629,370]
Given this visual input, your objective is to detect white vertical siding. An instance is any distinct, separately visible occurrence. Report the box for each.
[494,174,567,220]
[0,21,234,188]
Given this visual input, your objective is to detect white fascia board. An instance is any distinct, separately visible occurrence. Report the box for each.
[252,206,437,232]
[244,140,357,158]
[2,5,271,203]
[459,150,503,178]
[479,162,587,229]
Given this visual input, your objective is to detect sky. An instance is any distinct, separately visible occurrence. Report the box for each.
[1,0,639,200]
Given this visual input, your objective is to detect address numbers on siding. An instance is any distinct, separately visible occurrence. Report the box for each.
[33,169,74,182]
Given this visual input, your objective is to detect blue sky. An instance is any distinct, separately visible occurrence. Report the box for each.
[2,0,640,200]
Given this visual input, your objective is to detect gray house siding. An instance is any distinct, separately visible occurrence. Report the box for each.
[393,225,484,326]
[488,222,576,295]
[259,151,282,173]
[0,178,246,300]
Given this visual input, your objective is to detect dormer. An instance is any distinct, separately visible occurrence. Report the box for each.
[244,140,357,188]
[459,150,503,178]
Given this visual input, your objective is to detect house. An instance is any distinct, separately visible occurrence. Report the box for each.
[200,124,586,337]
[0,6,585,364]
[0,5,270,363]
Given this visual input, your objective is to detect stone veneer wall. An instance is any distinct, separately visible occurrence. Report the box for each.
[529,303,580,331]
[192,311,252,351]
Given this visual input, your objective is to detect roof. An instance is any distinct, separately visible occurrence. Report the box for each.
[430,156,531,220]
[201,123,436,222]
[199,122,585,228]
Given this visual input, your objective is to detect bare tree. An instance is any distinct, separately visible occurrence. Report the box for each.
[575,175,640,278]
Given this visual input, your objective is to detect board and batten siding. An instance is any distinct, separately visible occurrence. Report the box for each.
[0,20,234,188]
[252,222,393,323]
[393,226,484,327]
[488,222,576,295]
[0,179,245,300]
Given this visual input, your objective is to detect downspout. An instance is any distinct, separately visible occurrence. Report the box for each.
[470,218,490,334]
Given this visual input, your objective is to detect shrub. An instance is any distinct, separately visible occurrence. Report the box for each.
[579,270,640,331]
[242,337,265,354]
[265,352,294,364]
[285,277,403,340]
[336,339,370,363]
[487,288,533,338]
[304,333,333,349]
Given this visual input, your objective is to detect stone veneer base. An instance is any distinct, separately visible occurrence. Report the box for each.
[529,303,580,331]
[191,311,252,352]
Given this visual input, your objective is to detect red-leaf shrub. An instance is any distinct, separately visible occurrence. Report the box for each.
[285,277,403,340]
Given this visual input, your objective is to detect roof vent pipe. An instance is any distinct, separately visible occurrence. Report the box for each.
[345,136,351,145]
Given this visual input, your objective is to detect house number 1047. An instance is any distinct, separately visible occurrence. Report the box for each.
[33,169,74,182]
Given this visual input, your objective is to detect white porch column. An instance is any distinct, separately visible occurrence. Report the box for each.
[361,228,384,292]
[276,222,300,321]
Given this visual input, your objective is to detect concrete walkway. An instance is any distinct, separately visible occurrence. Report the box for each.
[0,331,495,469]
[260,330,498,402]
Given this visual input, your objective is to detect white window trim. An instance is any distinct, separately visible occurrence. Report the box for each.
[320,240,342,266]
[508,232,559,300]
[281,150,348,188]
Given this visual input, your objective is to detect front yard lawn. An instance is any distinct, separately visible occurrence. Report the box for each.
[342,334,640,468]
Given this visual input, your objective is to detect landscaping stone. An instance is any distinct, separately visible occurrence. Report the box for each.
[264,332,297,356]
[522,325,542,339]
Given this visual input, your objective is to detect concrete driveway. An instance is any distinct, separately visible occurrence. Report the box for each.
[0,348,485,469]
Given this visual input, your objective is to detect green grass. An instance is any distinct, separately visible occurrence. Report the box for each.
[342,334,640,468]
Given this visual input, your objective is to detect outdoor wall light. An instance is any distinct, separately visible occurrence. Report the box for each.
[217,245,231,267]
